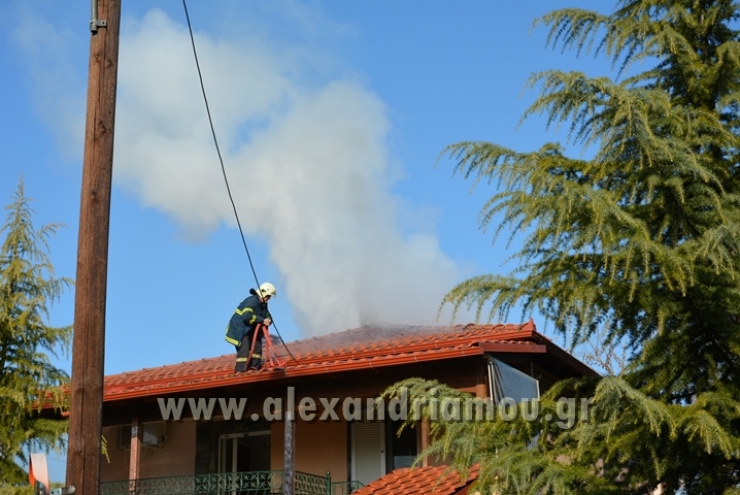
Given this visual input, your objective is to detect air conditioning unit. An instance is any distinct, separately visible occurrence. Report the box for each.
[119,422,167,450]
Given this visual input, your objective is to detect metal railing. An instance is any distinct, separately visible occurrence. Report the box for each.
[329,481,364,495]
[100,470,363,495]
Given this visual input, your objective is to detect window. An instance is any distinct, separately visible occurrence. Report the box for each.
[118,422,167,450]
[488,356,540,402]
[350,421,385,485]
[386,418,417,470]
[351,418,419,485]
[218,432,271,474]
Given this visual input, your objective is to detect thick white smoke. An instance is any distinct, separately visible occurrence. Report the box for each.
[40,8,467,336]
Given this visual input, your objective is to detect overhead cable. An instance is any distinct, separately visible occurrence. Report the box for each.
[181,0,297,363]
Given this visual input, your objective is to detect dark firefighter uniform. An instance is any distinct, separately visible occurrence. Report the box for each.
[225,288,271,372]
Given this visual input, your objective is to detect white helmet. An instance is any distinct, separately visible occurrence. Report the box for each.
[258,282,277,299]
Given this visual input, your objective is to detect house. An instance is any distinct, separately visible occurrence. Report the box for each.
[97,320,595,494]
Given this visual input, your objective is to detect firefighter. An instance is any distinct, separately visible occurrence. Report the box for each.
[225,282,276,372]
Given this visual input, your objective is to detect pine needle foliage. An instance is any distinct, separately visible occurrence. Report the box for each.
[0,179,71,487]
[383,374,740,494]
[382,0,740,493]
[440,0,740,405]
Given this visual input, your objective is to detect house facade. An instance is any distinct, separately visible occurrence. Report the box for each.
[97,321,595,494]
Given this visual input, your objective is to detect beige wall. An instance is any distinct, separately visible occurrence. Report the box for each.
[100,421,196,482]
[271,419,348,482]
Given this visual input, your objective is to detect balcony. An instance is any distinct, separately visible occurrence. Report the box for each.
[99,470,364,495]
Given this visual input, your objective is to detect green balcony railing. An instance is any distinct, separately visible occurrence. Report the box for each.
[100,470,363,495]
[329,481,364,495]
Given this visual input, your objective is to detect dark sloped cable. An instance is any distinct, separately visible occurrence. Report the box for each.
[182,0,297,363]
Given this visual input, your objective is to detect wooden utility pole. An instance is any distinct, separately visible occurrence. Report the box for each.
[65,0,121,492]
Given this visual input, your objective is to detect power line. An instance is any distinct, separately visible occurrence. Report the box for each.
[181,0,297,364]
[181,1,258,288]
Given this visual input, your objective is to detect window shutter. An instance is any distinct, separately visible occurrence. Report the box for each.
[351,421,385,485]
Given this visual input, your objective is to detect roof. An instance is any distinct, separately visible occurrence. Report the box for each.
[102,320,595,402]
[353,464,479,495]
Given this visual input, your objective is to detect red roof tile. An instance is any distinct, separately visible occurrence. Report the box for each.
[101,321,591,402]
[353,464,480,495]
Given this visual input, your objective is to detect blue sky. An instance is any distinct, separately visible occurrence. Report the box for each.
[1,0,614,482]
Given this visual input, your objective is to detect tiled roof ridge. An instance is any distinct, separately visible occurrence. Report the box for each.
[97,322,566,402]
[103,340,545,397]
[105,322,533,382]
[286,328,533,363]
[103,343,493,400]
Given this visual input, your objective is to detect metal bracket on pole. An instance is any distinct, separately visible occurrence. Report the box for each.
[90,19,107,32]
[90,0,106,33]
